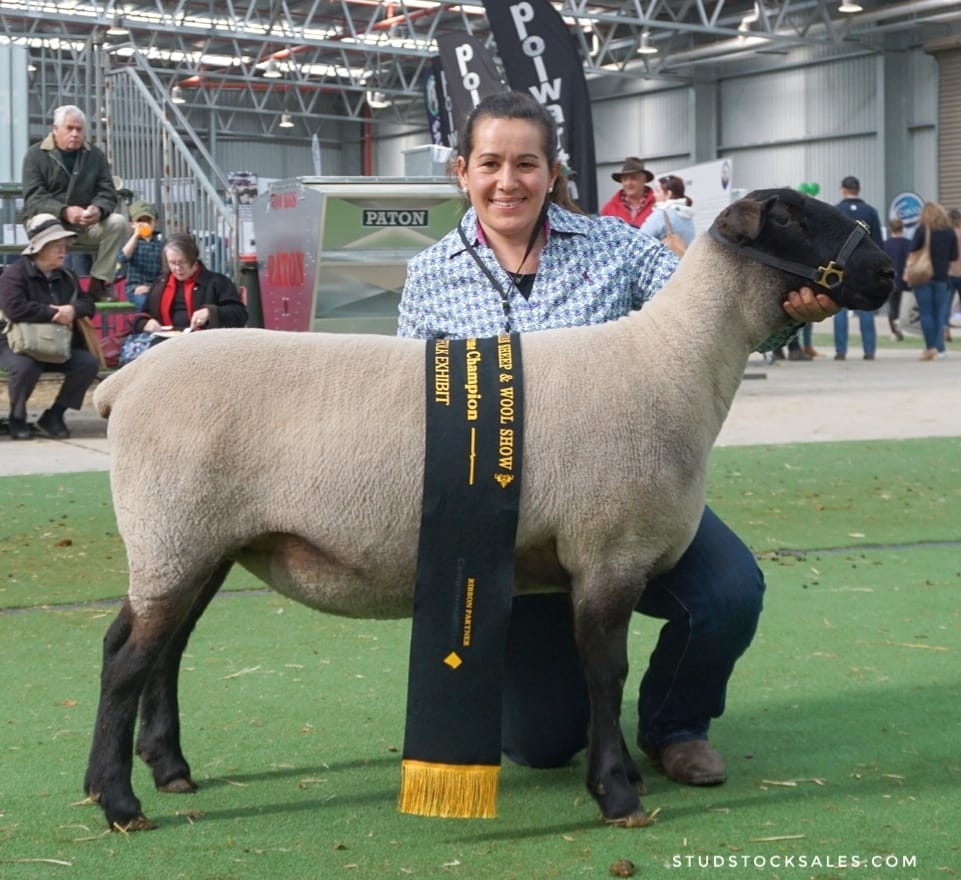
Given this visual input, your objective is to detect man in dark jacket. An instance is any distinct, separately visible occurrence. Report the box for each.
[21,104,129,301]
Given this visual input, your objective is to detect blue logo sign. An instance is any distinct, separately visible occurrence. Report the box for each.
[888,192,924,233]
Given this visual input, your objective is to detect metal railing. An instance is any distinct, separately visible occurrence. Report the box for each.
[104,52,239,279]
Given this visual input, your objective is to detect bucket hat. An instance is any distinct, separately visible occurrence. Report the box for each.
[612,157,654,183]
[22,214,77,256]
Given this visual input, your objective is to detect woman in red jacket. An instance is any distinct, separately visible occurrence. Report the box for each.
[134,232,247,334]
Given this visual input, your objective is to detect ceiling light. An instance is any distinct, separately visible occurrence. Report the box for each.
[838,1,863,11]
[637,30,658,55]
[171,85,186,104]
[27,61,37,72]
[263,58,283,78]
[366,89,391,109]
[106,16,129,36]
[279,112,294,128]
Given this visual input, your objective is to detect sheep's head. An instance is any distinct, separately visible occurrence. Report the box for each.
[710,188,895,311]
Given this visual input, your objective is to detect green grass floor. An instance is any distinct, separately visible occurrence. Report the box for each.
[2,438,959,879]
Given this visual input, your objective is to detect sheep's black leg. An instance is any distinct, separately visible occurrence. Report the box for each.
[85,599,177,831]
[575,590,652,827]
[136,560,234,793]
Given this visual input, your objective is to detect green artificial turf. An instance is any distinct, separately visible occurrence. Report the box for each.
[1,438,959,879]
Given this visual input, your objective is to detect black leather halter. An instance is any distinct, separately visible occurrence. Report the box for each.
[708,218,870,293]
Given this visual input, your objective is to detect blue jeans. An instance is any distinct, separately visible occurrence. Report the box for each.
[914,280,952,351]
[500,506,765,767]
[833,309,877,357]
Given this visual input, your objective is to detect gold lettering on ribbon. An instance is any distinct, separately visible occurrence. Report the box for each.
[497,335,513,371]
[434,338,451,406]
[468,427,477,486]
[494,335,516,488]
[464,339,482,422]
[462,576,475,646]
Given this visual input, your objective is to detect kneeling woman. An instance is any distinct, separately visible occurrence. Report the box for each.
[133,233,247,337]
[0,214,99,440]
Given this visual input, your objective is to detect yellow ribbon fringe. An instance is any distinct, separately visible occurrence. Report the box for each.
[398,760,499,819]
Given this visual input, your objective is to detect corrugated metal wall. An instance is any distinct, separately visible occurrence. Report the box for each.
[907,50,940,204]
[931,46,961,206]
[580,47,942,223]
[0,44,29,181]
[719,56,883,203]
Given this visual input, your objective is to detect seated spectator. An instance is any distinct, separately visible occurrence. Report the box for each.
[134,232,247,335]
[117,200,164,310]
[0,214,99,440]
[21,104,129,302]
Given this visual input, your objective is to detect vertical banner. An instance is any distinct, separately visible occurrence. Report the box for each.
[436,32,504,150]
[424,57,453,147]
[482,0,598,213]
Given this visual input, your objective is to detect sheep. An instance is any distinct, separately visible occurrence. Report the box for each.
[84,189,894,831]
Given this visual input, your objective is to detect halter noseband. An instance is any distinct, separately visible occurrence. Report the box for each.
[708,218,870,295]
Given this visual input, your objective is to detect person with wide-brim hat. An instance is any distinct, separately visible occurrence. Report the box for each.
[601,156,657,228]
[0,213,99,440]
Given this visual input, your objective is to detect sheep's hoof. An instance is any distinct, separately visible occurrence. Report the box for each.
[158,776,197,794]
[112,815,157,833]
[604,809,656,828]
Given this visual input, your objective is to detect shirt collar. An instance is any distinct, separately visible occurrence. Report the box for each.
[448,203,591,259]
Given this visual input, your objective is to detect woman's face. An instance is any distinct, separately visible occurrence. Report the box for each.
[457,117,558,243]
[165,247,197,282]
[35,239,69,272]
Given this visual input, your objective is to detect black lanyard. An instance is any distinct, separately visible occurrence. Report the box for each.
[457,223,513,334]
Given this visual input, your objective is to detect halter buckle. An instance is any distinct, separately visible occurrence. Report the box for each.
[814,261,844,290]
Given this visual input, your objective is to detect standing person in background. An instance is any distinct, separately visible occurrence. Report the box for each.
[21,105,130,302]
[600,157,656,228]
[911,201,959,361]
[947,208,961,339]
[640,174,696,252]
[833,176,884,360]
[117,200,164,311]
[882,217,911,341]
[398,90,839,788]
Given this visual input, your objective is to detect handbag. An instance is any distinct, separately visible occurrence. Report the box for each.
[661,210,688,258]
[76,316,107,370]
[119,331,163,366]
[1,309,73,363]
[0,274,80,364]
[904,227,934,288]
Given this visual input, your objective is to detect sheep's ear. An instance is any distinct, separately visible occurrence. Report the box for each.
[715,194,780,245]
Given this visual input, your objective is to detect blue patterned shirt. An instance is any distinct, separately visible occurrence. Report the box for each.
[398,203,794,350]
[398,204,676,340]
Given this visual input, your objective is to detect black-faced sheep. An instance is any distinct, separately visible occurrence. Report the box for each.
[84,189,894,831]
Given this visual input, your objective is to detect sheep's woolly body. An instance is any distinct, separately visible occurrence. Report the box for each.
[86,188,896,831]
[96,234,784,620]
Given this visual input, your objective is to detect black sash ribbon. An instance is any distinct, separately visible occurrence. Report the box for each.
[399,334,524,819]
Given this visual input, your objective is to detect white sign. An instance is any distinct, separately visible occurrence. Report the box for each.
[663,158,734,238]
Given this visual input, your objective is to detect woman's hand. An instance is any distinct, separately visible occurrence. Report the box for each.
[143,318,164,333]
[782,286,841,323]
[189,308,211,330]
[51,304,76,324]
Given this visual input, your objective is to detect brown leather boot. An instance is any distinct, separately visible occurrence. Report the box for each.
[644,740,727,786]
